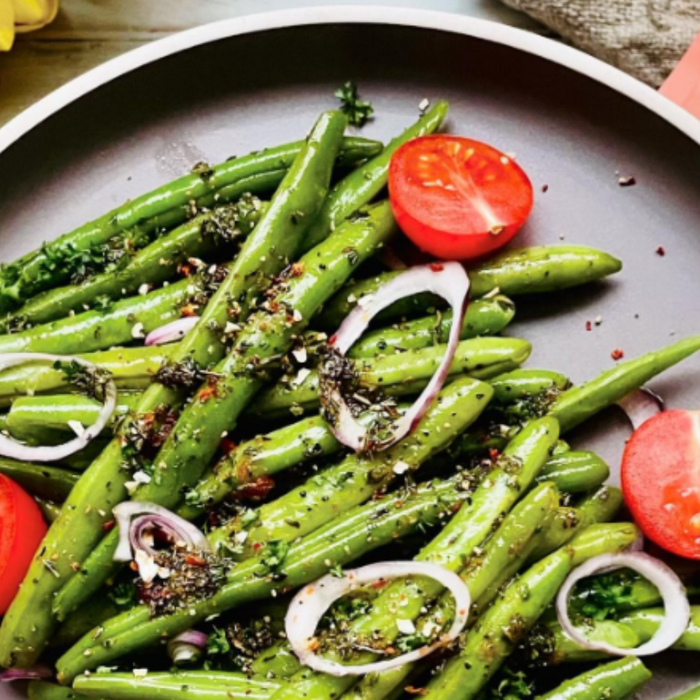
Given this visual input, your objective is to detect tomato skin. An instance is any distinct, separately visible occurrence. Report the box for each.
[621,409,700,560]
[388,135,534,261]
[0,475,47,613]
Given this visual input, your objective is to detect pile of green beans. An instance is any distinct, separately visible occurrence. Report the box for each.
[0,101,697,700]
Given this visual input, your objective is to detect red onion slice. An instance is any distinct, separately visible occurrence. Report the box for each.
[145,316,199,346]
[167,629,208,664]
[285,561,471,677]
[556,551,689,656]
[617,387,664,431]
[0,353,116,462]
[113,501,210,563]
[322,263,469,452]
[0,665,52,682]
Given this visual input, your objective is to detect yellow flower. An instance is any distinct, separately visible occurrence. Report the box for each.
[0,0,59,51]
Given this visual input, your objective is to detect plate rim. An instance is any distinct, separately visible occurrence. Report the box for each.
[1,4,699,157]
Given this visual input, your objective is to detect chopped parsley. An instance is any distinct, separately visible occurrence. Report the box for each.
[335,81,374,127]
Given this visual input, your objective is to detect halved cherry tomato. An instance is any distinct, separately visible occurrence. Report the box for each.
[388,135,534,260]
[0,475,47,613]
[621,410,700,560]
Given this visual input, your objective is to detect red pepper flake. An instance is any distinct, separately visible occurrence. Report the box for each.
[253,542,262,551]
[656,246,666,256]
[289,262,305,277]
[236,475,276,502]
[611,348,625,361]
[541,184,549,193]
[102,519,116,533]
[370,579,389,590]
[618,175,636,187]
[178,263,194,277]
[429,263,444,272]
[220,437,237,454]
[198,384,218,403]
[586,321,592,332]
[181,304,199,318]
[185,554,206,567]
[328,333,337,346]
[405,687,428,696]
[489,448,501,461]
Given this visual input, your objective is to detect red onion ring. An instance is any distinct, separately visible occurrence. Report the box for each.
[321,263,469,452]
[167,629,208,665]
[0,665,52,682]
[145,316,199,346]
[0,353,116,462]
[285,561,471,677]
[556,551,690,656]
[617,387,664,431]
[113,501,210,563]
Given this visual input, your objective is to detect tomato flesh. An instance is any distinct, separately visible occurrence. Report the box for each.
[389,135,534,260]
[621,409,700,559]
[0,475,47,613]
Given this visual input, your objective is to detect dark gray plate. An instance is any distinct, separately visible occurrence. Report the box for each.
[0,8,698,698]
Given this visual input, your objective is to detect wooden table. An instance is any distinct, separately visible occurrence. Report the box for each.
[0,0,549,127]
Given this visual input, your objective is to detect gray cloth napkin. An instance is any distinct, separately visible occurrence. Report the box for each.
[499,0,700,86]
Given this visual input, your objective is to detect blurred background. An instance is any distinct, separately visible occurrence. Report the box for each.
[1,0,698,127]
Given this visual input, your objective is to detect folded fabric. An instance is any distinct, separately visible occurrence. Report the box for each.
[499,0,700,87]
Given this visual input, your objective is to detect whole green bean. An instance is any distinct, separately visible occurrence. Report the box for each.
[0,136,381,312]
[0,345,171,406]
[1,196,265,331]
[208,376,493,555]
[534,451,609,494]
[0,111,348,669]
[422,523,639,700]
[551,335,700,432]
[248,336,531,419]
[345,295,516,358]
[56,475,466,680]
[74,671,283,700]
[49,594,122,650]
[0,459,78,501]
[534,657,651,700]
[268,419,560,700]
[489,369,570,404]
[315,245,622,329]
[343,482,561,700]
[52,199,394,620]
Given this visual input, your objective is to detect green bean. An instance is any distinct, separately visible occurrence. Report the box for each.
[56,475,467,680]
[551,335,700,432]
[52,201,398,619]
[302,102,448,250]
[530,606,700,665]
[489,369,570,404]
[422,523,639,700]
[0,136,381,312]
[7,394,140,437]
[248,337,531,419]
[343,482,561,700]
[534,657,651,700]
[669,684,700,700]
[0,458,78,503]
[35,498,62,523]
[49,594,122,650]
[1,197,265,332]
[208,376,493,555]
[527,486,624,563]
[0,111,348,669]
[28,682,91,700]
[74,671,283,700]
[344,295,516,358]
[315,245,622,329]
[269,418,560,700]
[534,451,610,494]
[0,344,171,406]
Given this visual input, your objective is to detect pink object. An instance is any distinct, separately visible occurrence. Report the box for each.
[661,31,700,120]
